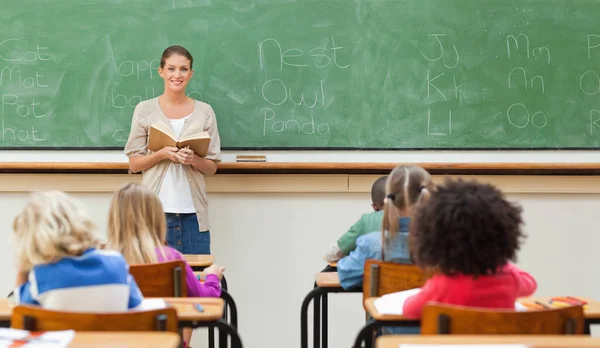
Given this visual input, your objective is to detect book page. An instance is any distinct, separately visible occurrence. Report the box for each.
[148,124,177,152]
[132,298,167,311]
[179,137,211,157]
[179,131,209,142]
[374,288,422,315]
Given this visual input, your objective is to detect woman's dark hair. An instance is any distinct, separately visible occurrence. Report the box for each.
[160,45,193,69]
[411,178,525,277]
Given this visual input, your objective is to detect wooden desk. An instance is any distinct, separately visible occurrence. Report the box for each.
[301,271,362,348]
[0,298,224,325]
[358,297,600,348]
[0,298,242,347]
[183,255,214,270]
[364,296,600,322]
[376,335,600,348]
[69,332,180,347]
[315,272,341,288]
[521,297,600,319]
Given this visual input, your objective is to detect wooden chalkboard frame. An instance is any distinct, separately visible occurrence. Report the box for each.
[2,146,600,151]
[2,162,600,175]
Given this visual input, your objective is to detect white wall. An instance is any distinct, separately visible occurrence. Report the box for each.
[1,174,600,348]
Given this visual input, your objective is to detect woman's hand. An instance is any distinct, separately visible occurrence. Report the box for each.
[176,147,196,165]
[204,264,226,280]
[157,146,179,162]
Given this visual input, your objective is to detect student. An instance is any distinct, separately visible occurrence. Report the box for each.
[106,182,224,348]
[402,178,537,318]
[323,176,387,264]
[106,182,224,298]
[337,165,433,290]
[12,191,143,312]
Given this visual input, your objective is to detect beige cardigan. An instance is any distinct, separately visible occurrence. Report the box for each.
[124,97,222,231]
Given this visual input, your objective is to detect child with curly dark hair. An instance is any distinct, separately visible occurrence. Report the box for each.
[402,178,537,319]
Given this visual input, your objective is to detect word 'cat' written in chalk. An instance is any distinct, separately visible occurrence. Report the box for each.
[0,39,50,62]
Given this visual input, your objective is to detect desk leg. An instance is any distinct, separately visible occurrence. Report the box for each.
[322,292,328,348]
[215,319,243,348]
[208,324,215,348]
[585,320,592,335]
[314,290,321,348]
[301,287,325,348]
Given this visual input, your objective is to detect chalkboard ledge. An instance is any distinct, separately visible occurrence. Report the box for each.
[1,162,600,175]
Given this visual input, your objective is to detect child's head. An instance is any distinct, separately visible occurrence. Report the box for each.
[382,165,433,235]
[411,178,525,276]
[370,176,388,211]
[107,182,166,264]
[13,191,98,272]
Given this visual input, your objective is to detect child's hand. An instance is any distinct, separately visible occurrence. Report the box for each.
[324,244,344,263]
[204,265,225,280]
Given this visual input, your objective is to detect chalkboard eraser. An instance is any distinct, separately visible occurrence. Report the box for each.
[236,155,267,162]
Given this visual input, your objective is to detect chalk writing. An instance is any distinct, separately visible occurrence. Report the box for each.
[0,66,48,88]
[258,37,350,70]
[579,70,600,95]
[506,103,547,129]
[261,108,330,136]
[588,35,600,59]
[0,38,50,62]
[417,34,460,69]
[116,59,161,80]
[262,79,325,108]
[506,34,551,64]
[508,67,545,95]
[1,119,45,142]
[427,109,452,135]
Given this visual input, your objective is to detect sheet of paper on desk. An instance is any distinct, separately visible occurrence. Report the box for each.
[134,298,167,311]
[0,328,74,347]
[399,345,528,348]
[374,288,422,315]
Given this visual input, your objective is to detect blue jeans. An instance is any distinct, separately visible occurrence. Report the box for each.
[367,318,420,336]
[165,213,211,255]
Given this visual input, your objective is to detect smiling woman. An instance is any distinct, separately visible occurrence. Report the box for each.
[123,45,222,257]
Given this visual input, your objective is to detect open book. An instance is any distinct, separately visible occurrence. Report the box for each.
[148,122,211,157]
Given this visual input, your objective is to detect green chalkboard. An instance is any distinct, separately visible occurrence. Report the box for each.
[2,0,600,150]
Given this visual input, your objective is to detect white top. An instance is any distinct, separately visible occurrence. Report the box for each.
[158,114,196,213]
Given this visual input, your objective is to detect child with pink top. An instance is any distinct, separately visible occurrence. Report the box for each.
[106,182,225,346]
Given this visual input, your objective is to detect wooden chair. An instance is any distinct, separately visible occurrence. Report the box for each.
[11,305,179,332]
[130,260,187,297]
[362,259,427,309]
[421,303,585,335]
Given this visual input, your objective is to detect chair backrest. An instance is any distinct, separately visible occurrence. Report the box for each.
[362,259,427,306]
[421,303,585,335]
[129,260,187,297]
[11,305,179,332]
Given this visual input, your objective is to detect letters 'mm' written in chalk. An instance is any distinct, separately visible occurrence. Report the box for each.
[506,34,551,64]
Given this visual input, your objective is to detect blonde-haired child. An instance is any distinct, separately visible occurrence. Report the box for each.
[106,182,224,348]
[12,191,143,312]
[106,182,223,296]
[337,165,434,290]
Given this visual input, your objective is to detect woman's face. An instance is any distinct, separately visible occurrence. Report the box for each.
[158,54,193,93]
